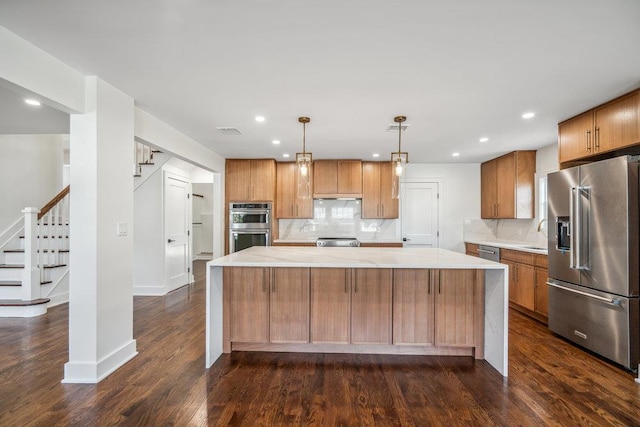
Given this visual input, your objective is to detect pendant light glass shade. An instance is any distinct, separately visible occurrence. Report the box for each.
[296,117,312,199]
[390,115,408,199]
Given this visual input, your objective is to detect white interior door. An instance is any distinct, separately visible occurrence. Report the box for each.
[165,172,191,291]
[401,182,440,247]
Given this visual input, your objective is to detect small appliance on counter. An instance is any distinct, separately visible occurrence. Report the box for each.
[229,202,272,253]
[547,155,639,370]
[315,237,361,247]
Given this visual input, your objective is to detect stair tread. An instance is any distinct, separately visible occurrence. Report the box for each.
[133,174,142,177]
[0,281,51,286]
[139,162,155,166]
[0,264,67,269]
[4,249,70,253]
[19,236,69,238]
[0,298,50,307]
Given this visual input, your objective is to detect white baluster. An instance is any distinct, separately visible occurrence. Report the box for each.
[22,208,41,301]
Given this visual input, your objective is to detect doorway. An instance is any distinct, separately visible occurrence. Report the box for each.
[401,182,440,247]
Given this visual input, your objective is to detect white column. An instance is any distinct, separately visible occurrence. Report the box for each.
[21,207,41,301]
[63,76,137,383]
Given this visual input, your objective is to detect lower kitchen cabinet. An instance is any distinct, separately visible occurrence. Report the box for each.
[351,268,392,344]
[270,267,310,344]
[501,249,548,323]
[225,267,269,343]
[310,268,351,344]
[534,255,549,318]
[393,269,435,345]
[434,269,478,347]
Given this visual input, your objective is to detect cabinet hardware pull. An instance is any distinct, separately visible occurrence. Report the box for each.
[595,127,600,150]
[291,205,294,216]
[586,130,591,151]
[438,270,442,294]
[428,270,432,294]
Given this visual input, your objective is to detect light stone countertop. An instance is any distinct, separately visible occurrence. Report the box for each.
[465,240,548,255]
[208,246,506,269]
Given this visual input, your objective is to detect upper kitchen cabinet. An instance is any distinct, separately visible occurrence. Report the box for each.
[559,89,640,164]
[362,162,398,219]
[226,159,276,202]
[481,151,536,219]
[275,162,313,219]
[313,160,362,198]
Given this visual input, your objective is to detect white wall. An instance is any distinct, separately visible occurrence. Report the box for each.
[192,183,214,258]
[536,143,559,174]
[0,134,65,233]
[404,163,480,253]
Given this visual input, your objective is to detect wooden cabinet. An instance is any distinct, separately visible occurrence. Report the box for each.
[225,159,276,202]
[275,162,313,219]
[465,243,479,257]
[351,269,392,344]
[481,151,536,219]
[434,269,478,347]
[313,160,362,198]
[225,267,270,343]
[310,268,351,344]
[270,268,310,344]
[393,269,435,345]
[534,255,549,318]
[559,89,640,164]
[362,162,398,219]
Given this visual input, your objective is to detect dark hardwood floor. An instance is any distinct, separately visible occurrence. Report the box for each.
[1,261,639,426]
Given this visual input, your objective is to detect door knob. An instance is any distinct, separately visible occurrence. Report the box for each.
[403,237,411,242]
[168,239,175,243]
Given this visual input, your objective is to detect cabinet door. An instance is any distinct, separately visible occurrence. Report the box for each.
[310,268,350,344]
[270,268,310,344]
[337,160,362,195]
[535,267,549,317]
[558,112,594,163]
[313,160,338,195]
[351,268,392,344]
[250,159,276,201]
[276,162,295,218]
[434,270,476,347]
[225,159,251,201]
[226,267,269,343]
[505,261,516,303]
[496,153,515,219]
[393,269,434,345]
[515,263,535,311]
[362,162,381,218]
[595,91,640,153]
[379,162,399,218]
[480,160,497,218]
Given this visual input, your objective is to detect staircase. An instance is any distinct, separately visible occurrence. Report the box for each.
[0,187,70,317]
[134,141,170,189]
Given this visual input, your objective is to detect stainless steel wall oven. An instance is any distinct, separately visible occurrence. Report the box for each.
[229,203,272,253]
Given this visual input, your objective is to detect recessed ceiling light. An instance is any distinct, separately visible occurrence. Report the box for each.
[25,99,41,106]
[452,152,460,157]
[283,153,290,158]
[372,153,380,158]
[255,116,265,122]
[522,112,535,119]
[272,140,280,145]
[479,137,489,143]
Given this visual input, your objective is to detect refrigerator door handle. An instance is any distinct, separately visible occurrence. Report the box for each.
[546,281,620,306]
[569,186,576,269]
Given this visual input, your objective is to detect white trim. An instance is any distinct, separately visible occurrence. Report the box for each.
[62,339,137,384]
[46,292,69,308]
[0,304,47,318]
[133,284,166,296]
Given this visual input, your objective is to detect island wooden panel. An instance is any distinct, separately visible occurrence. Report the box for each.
[393,269,435,345]
[310,268,351,344]
[434,269,477,348]
[270,267,309,344]
[225,267,269,343]
[351,268,392,344]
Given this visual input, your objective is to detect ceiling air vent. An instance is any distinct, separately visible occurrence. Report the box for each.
[216,127,242,135]
[386,124,409,132]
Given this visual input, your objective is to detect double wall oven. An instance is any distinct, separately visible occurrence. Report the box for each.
[229,202,272,253]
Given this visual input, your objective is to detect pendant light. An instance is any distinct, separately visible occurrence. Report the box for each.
[296,116,312,199]
[391,115,408,199]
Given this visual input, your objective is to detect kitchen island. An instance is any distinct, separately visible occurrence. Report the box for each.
[206,246,509,376]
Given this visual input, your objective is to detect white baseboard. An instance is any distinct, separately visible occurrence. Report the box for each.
[0,304,47,317]
[62,339,138,384]
[195,254,214,260]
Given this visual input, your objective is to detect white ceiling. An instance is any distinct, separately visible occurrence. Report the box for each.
[1,0,639,163]
[0,85,69,134]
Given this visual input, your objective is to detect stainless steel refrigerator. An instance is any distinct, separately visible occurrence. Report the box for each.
[547,155,640,370]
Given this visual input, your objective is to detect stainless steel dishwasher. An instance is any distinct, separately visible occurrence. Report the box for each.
[477,245,500,262]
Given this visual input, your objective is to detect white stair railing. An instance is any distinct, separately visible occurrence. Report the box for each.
[35,186,70,287]
[134,141,155,176]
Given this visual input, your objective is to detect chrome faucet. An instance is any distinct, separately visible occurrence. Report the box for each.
[537,218,548,232]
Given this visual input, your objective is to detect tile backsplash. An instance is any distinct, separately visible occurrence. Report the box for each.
[463,218,547,247]
[279,199,400,241]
